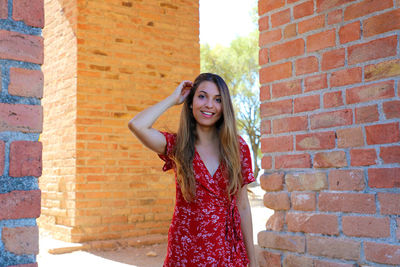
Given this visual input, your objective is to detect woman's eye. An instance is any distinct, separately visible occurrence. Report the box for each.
[216,98,221,103]
[198,95,205,99]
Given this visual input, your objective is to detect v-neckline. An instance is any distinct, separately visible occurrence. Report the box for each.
[195,150,221,178]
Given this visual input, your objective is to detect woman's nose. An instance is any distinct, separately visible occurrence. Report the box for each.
[205,98,213,108]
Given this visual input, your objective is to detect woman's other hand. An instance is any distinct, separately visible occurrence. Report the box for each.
[170,80,193,105]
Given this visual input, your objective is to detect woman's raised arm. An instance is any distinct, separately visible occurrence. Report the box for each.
[128,80,192,154]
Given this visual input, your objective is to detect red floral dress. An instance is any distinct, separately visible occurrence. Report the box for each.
[158,132,255,267]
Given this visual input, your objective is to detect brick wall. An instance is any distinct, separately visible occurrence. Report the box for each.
[40,0,199,243]
[0,0,44,266]
[258,0,400,266]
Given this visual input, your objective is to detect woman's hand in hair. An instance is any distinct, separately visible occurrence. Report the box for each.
[170,80,193,105]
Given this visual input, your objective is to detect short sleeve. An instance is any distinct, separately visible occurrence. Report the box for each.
[239,136,255,186]
[157,131,177,172]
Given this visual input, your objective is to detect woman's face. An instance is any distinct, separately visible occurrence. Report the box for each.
[191,81,223,128]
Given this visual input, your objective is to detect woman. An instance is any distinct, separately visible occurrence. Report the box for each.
[128,73,256,266]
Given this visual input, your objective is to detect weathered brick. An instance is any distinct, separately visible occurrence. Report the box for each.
[314,151,347,168]
[337,127,364,148]
[327,9,342,25]
[271,9,290,28]
[298,15,324,34]
[339,21,361,44]
[287,212,339,235]
[275,153,311,169]
[270,39,305,62]
[294,94,320,113]
[350,149,377,166]
[365,242,400,265]
[317,0,357,12]
[283,254,313,267]
[258,231,305,253]
[262,156,273,170]
[378,193,400,215]
[293,1,314,19]
[397,218,400,240]
[380,146,400,164]
[355,105,379,124]
[260,29,282,46]
[260,62,292,84]
[322,48,345,70]
[365,59,400,81]
[0,190,41,220]
[296,131,335,150]
[307,29,336,52]
[305,74,327,92]
[0,0,7,19]
[323,91,343,108]
[260,85,271,101]
[364,9,400,37]
[331,67,362,88]
[9,68,43,98]
[265,211,285,231]
[272,79,302,98]
[0,30,43,64]
[0,103,43,133]
[328,169,365,191]
[342,216,390,238]
[258,250,281,267]
[261,99,292,117]
[2,226,39,255]
[344,0,393,21]
[259,0,285,15]
[285,172,327,191]
[259,48,269,66]
[319,193,376,214]
[383,100,400,119]
[369,168,400,188]
[310,109,353,129]
[8,264,38,267]
[365,122,400,145]
[259,16,269,31]
[295,56,318,75]
[261,119,271,134]
[348,36,397,65]
[261,136,293,153]
[0,140,4,175]
[260,172,284,191]
[307,236,360,260]
[9,141,42,177]
[12,0,44,28]
[284,23,297,39]
[314,260,355,267]
[273,116,307,134]
[264,192,290,210]
[291,192,316,211]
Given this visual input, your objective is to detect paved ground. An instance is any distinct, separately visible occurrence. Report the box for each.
[37,186,271,267]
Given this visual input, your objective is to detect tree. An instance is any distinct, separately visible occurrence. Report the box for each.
[200,31,261,179]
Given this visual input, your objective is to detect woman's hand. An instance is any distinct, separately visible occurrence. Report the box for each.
[170,80,193,105]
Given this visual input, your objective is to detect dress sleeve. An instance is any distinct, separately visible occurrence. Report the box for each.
[239,136,255,186]
[157,131,177,172]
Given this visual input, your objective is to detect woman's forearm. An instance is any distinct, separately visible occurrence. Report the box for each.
[239,204,256,266]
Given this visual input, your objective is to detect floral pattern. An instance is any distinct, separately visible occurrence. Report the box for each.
[158,132,255,267]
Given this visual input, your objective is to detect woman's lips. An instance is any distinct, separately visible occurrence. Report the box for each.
[201,111,214,118]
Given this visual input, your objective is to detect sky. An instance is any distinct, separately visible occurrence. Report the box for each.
[199,0,258,47]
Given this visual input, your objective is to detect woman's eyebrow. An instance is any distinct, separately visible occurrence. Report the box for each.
[199,90,221,97]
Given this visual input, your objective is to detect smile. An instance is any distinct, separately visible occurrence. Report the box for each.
[201,111,214,117]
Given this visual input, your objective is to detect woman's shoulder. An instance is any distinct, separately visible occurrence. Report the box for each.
[237,135,249,148]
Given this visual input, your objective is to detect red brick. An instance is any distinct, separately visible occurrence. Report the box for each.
[327,9,343,25]
[285,172,327,191]
[260,29,282,46]
[271,9,290,28]
[294,94,320,113]
[9,141,42,177]
[262,156,272,170]
[350,149,377,166]
[259,16,269,31]
[260,62,292,84]
[337,127,364,148]
[314,260,355,267]
[380,146,400,164]
[345,0,393,21]
[342,216,390,238]
[260,172,284,191]
[383,100,400,119]
[260,85,271,101]
[287,212,339,235]
[266,211,285,231]
[307,236,360,260]
[2,226,39,255]
[258,250,281,267]
[323,91,343,108]
[295,56,318,75]
[347,81,395,104]
[0,30,43,64]
[355,105,379,124]
[331,67,362,88]
[317,0,357,12]
[261,136,293,153]
[397,218,400,240]
[0,0,7,19]
[9,68,43,98]
[272,79,302,98]
[365,59,400,82]
[298,15,324,34]
[314,151,347,168]
[366,122,400,145]
[275,153,311,169]
[0,141,4,175]
[283,254,313,267]
[264,192,290,210]
[365,242,400,265]
[284,23,297,39]
[258,231,305,253]
[0,103,43,133]
[291,192,316,211]
[322,48,345,71]
[0,190,41,220]
[272,116,307,134]
[328,169,365,191]
[310,109,353,129]
[305,74,327,92]
[364,9,400,37]
[293,1,314,19]
[307,29,335,52]
[261,119,271,134]
[348,35,397,65]
[296,131,335,150]
[378,193,400,215]
[369,168,400,188]
[8,264,38,267]
[259,48,269,65]
[319,193,376,214]
[270,39,305,62]
[259,0,285,15]
[261,99,292,117]
[12,0,44,28]
[339,21,361,44]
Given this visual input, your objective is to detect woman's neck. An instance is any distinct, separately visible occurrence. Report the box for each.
[195,124,219,146]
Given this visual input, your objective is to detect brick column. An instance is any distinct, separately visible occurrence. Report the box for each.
[258,0,400,266]
[0,0,44,266]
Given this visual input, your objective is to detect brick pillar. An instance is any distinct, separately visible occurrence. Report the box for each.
[0,0,44,266]
[258,0,400,266]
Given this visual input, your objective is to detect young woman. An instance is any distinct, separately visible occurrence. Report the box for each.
[128,73,256,266]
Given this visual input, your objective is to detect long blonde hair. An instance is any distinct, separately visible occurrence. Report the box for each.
[173,73,242,202]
